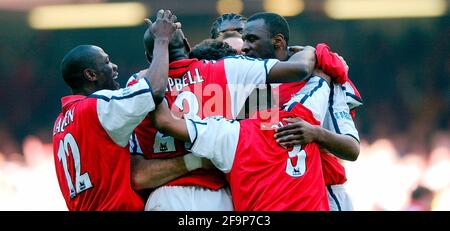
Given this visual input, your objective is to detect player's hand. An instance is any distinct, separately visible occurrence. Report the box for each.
[146,9,181,41]
[336,53,349,72]
[274,117,318,148]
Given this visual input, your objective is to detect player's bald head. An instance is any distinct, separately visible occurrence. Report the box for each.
[60,45,100,89]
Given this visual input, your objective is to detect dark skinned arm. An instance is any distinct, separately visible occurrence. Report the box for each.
[141,10,179,105]
[266,46,316,83]
[131,154,191,190]
[275,117,360,161]
[274,70,359,161]
[130,101,214,191]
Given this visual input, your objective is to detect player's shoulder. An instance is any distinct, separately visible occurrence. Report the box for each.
[126,71,143,87]
[221,55,264,62]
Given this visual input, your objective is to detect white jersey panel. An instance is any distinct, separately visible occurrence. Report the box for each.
[327,184,354,211]
[342,81,363,110]
[185,115,240,173]
[93,78,155,147]
[145,186,233,211]
[223,56,279,118]
[323,84,360,142]
[283,76,331,124]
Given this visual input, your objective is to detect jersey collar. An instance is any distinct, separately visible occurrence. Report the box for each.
[61,95,87,109]
[169,58,198,78]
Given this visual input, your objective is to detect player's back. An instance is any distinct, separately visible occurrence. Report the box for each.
[53,96,143,210]
[130,57,277,189]
[229,104,329,210]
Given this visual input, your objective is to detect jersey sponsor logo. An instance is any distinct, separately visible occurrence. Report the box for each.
[285,146,307,177]
[153,131,177,153]
[333,111,352,120]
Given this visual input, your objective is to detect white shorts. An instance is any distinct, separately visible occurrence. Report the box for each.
[327,184,353,211]
[145,185,234,211]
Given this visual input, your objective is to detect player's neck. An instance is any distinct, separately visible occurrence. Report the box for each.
[169,50,189,62]
[275,49,289,61]
[71,86,96,96]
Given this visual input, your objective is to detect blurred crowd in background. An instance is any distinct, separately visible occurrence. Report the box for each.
[0,0,449,210]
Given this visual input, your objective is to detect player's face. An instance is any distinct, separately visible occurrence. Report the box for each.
[94,48,119,90]
[217,19,244,39]
[223,36,244,54]
[241,19,275,59]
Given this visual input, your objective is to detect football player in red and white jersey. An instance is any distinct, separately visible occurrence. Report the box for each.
[151,74,334,211]
[52,10,184,211]
[127,25,330,210]
[240,12,363,211]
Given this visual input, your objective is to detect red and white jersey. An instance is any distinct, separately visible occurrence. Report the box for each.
[273,78,362,185]
[128,57,279,190]
[52,78,154,211]
[186,76,330,210]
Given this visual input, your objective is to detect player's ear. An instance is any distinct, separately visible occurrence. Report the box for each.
[272,34,285,49]
[83,68,97,82]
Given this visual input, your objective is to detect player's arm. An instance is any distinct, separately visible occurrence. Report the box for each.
[131,154,211,190]
[151,101,238,173]
[275,71,360,161]
[150,100,190,142]
[275,118,359,161]
[130,101,214,190]
[266,46,316,83]
[139,10,179,105]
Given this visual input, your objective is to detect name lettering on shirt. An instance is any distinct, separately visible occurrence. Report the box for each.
[333,111,352,120]
[166,68,205,92]
[53,108,74,135]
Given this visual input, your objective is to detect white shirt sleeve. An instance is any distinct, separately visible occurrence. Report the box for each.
[342,81,363,110]
[92,78,155,147]
[283,76,331,124]
[184,115,240,173]
[223,56,279,118]
[323,84,360,142]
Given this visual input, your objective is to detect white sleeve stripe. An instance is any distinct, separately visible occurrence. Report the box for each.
[299,78,326,104]
[91,78,153,102]
[90,88,151,102]
[328,86,342,134]
[286,77,326,111]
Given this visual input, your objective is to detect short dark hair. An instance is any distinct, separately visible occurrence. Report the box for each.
[189,39,237,60]
[210,13,247,39]
[60,45,97,89]
[247,12,290,45]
